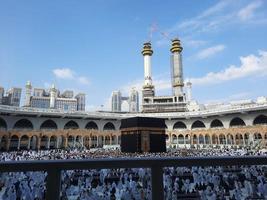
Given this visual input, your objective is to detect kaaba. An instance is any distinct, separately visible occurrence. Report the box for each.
[120,117,166,153]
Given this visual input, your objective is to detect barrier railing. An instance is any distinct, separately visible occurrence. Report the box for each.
[0,156,267,200]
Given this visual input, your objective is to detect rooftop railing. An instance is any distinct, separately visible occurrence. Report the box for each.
[0,156,267,200]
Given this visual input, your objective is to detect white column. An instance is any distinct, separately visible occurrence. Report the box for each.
[47,137,50,149]
[17,138,21,150]
[27,138,31,149]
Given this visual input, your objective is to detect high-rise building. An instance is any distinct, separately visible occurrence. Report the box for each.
[5,88,22,107]
[75,93,86,111]
[129,88,139,112]
[111,89,139,112]
[111,91,122,112]
[0,87,4,105]
[24,82,86,111]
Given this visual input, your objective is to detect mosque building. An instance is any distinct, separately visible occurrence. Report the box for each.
[0,38,267,151]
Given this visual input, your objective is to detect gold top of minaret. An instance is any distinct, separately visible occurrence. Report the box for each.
[142,42,153,56]
[170,38,183,53]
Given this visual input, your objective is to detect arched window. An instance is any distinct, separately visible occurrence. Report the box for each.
[13,119,33,129]
[173,121,187,129]
[191,120,205,129]
[178,134,184,144]
[230,117,246,127]
[64,121,79,129]
[103,122,115,131]
[253,115,267,125]
[40,120,57,130]
[210,119,224,128]
[85,121,98,130]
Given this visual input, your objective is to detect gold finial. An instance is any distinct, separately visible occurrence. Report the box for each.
[142,42,153,56]
[170,38,183,53]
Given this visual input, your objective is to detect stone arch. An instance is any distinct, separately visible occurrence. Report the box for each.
[83,136,90,148]
[219,134,226,145]
[13,119,33,130]
[244,133,249,145]
[76,135,83,148]
[49,136,57,149]
[68,135,75,147]
[165,134,169,141]
[104,135,111,145]
[253,115,267,125]
[212,135,218,145]
[64,120,79,129]
[254,133,262,143]
[85,121,98,130]
[98,136,104,147]
[227,134,234,145]
[20,135,29,150]
[178,134,184,144]
[10,135,19,150]
[0,117,7,131]
[191,120,206,129]
[230,117,246,127]
[235,134,243,145]
[111,135,116,145]
[91,135,97,147]
[210,119,224,128]
[205,134,210,144]
[57,135,65,148]
[40,120,58,130]
[199,134,205,144]
[0,135,7,150]
[193,134,198,144]
[185,134,190,144]
[103,122,115,131]
[30,135,38,150]
[173,121,187,130]
[172,134,177,143]
[40,135,49,149]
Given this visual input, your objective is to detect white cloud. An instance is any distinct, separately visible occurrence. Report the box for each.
[52,68,90,86]
[196,44,225,59]
[53,68,74,79]
[204,92,252,104]
[157,0,266,43]
[190,50,267,86]
[238,0,263,21]
[78,77,90,85]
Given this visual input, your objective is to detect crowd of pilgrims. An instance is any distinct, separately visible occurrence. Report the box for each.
[0,147,266,200]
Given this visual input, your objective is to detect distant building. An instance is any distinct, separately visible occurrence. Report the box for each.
[111,89,139,112]
[111,91,122,112]
[24,82,85,111]
[0,87,4,105]
[75,93,86,111]
[129,88,139,112]
[0,86,22,107]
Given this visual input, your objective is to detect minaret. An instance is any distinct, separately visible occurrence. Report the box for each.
[186,81,192,102]
[50,84,56,109]
[170,38,184,98]
[142,42,155,98]
[24,81,32,107]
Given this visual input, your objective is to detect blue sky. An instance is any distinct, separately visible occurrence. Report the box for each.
[0,0,267,111]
